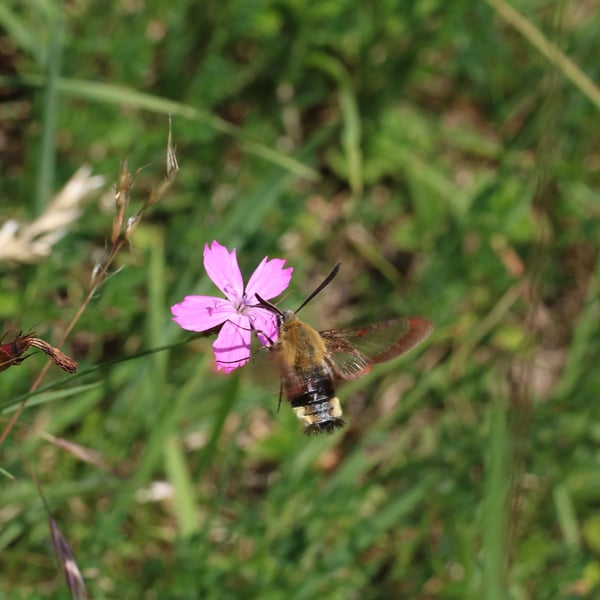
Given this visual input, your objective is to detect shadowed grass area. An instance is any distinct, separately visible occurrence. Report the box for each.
[1,1,600,598]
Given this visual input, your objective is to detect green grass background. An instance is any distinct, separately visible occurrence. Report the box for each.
[1,1,600,598]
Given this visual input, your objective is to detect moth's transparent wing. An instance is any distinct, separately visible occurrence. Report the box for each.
[320,318,433,381]
[319,332,372,380]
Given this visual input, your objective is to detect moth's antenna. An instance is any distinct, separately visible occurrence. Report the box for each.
[255,263,341,316]
[255,294,285,316]
[294,263,340,314]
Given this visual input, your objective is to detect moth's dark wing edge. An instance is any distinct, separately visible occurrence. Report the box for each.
[320,318,434,380]
[369,317,434,364]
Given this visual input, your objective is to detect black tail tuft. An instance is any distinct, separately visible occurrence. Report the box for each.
[303,418,345,435]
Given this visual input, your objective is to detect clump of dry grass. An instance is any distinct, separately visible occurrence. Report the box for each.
[1,124,179,598]
[0,123,179,445]
[0,166,104,263]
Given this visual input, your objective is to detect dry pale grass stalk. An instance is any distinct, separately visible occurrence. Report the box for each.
[49,517,89,600]
[0,166,104,263]
[42,432,112,473]
[27,464,90,599]
[91,121,179,289]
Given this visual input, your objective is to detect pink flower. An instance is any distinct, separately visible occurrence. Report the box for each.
[171,241,293,372]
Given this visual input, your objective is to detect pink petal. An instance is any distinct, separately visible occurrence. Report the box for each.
[245,307,279,346]
[171,295,235,332]
[245,257,293,301]
[203,241,244,304]
[212,315,253,372]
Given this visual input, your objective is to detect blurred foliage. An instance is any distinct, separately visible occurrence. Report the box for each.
[1,0,600,598]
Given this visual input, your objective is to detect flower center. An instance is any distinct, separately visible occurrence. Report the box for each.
[235,292,253,314]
